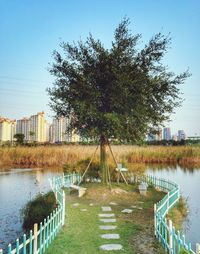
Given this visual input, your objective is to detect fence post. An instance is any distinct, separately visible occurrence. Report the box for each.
[196,244,200,254]
[8,244,12,254]
[62,173,65,186]
[62,190,66,225]
[33,223,38,254]
[167,192,169,212]
[23,234,26,254]
[168,219,173,253]
[154,204,157,236]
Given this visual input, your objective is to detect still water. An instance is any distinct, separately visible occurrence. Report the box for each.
[147,165,200,248]
[0,166,199,251]
[0,168,61,251]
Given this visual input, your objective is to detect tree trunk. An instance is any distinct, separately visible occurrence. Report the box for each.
[100,134,108,184]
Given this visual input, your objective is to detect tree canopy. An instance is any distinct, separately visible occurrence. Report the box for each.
[47,18,190,142]
[14,133,25,145]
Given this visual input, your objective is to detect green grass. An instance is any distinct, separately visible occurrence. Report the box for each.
[45,184,165,254]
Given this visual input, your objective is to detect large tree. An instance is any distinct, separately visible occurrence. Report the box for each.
[47,18,190,183]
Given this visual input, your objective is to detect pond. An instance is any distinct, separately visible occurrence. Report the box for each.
[147,165,200,249]
[0,168,62,251]
[0,165,199,251]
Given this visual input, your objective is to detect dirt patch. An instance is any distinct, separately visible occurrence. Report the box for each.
[130,227,164,254]
[84,185,138,205]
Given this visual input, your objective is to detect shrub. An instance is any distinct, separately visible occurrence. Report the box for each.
[21,191,57,231]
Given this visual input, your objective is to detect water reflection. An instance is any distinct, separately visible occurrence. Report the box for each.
[146,164,200,249]
[0,168,62,251]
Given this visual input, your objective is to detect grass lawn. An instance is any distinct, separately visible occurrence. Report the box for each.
[45,183,166,254]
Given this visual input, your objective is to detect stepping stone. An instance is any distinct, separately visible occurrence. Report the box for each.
[121,209,133,213]
[99,213,115,218]
[102,206,112,211]
[72,203,79,207]
[99,225,117,230]
[100,218,116,223]
[101,234,120,239]
[109,202,118,205]
[131,205,143,210]
[131,205,137,208]
[81,209,87,212]
[100,244,123,251]
[89,203,94,206]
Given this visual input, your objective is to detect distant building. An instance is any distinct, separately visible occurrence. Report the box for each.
[147,133,156,142]
[29,112,46,142]
[49,124,54,143]
[16,117,30,141]
[187,136,200,140]
[147,128,162,141]
[177,130,186,141]
[53,117,70,142]
[44,121,50,142]
[10,120,16,142]
[156,128,162,141]
[172,134,177,141]
[52,116,81,143]
[163,128,171,140]
[0,117,16,142]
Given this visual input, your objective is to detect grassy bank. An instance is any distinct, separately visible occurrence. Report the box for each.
[21,191,57,231]
[45,183,166,254]
[0,145,200,168]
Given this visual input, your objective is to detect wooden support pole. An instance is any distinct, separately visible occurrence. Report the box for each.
[107,140,128,185]
[78,144,99,185]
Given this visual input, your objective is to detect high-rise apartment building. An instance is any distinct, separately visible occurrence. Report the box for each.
[177,130,186,141]
[44,121,50,142]
[53,117,71,142]
[10,120,16,142]
[16,118,30,141]
[52,116,81,143]
[163,127,171,140]
[29,112,46,142]
[0,113,81,144]
[49,124,54,143]
[147,128,162,141]
[0,117,16,142]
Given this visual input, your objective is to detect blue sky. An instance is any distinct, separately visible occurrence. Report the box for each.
[0,0,199,136]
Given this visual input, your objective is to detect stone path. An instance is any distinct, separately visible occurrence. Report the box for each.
[99,213,115,218]
[99,205,123,251]
[121,208,133,213]
[100,244,123,251]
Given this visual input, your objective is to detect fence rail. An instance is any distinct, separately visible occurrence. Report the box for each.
[1,173,199,254]
[0,173,80,254]
[139,175,200,254]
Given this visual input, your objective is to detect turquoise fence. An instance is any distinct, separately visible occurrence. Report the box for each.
[1,172,199,254]
[0,173,80,254]
[139,175,200,254]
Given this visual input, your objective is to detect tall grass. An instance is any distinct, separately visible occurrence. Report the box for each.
[0,145,200,168]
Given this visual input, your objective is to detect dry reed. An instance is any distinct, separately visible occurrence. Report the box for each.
[0,145,200,169]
